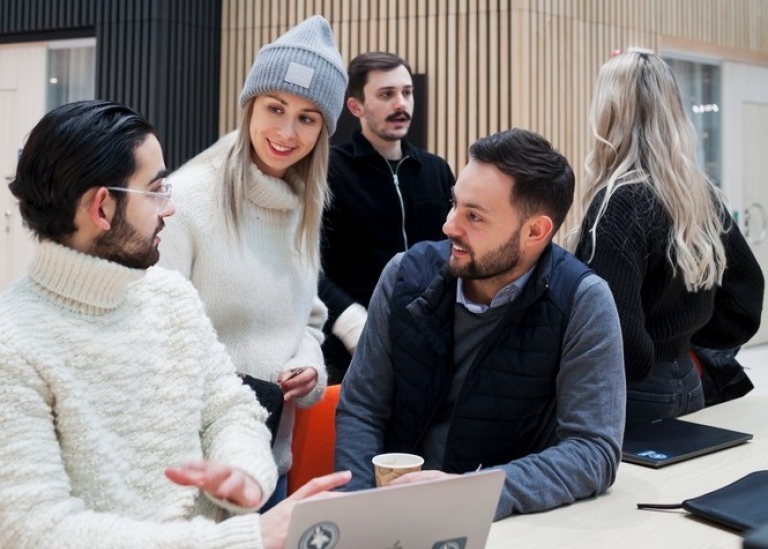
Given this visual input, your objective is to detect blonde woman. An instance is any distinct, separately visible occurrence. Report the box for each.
[570,50,764,421]
[159,16,347,508]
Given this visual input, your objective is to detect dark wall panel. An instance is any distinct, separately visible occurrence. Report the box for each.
[97,0,222,168]
[0,0,96,36]
[0,0,221,169]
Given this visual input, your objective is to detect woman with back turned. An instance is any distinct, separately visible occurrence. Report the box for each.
[570,49,764,421]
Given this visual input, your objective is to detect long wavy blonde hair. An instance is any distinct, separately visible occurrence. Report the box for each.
[570,50,726,291]
[216,100,330,266]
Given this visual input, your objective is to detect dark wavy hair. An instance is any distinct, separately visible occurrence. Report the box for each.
[345,51,412,101]
[469,128,575,233]
[8,99,155,242]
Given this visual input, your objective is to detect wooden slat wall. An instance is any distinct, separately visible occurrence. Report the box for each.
[219,0,768,235]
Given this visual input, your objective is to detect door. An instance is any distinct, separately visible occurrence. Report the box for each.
[1,39,95,291]
[0,43,46,291]
[742,102,768,345]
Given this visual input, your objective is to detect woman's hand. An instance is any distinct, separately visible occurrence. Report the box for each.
[276,367,318,401]
[260,471,352,549]
[165,461,263,509]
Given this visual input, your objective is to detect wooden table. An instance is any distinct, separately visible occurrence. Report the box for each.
[485,393,768,549]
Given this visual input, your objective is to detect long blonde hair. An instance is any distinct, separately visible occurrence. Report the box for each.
[570,51,726,291]
[217,100,330,266]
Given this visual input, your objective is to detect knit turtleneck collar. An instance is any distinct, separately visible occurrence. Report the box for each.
[29,240,146,315]
[244,161,304,212]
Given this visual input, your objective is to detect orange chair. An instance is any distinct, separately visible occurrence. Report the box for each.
[287,384,341,495]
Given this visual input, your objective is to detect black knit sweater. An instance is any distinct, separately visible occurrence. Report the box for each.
[575,184,764,383]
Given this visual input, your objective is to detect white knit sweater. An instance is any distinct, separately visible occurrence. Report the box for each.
[0,241,277,548]
[159,132,328,475]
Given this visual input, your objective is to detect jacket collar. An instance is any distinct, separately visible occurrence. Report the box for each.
[516,243,555,308]
[349,129,419,163]
[420,241,556,313]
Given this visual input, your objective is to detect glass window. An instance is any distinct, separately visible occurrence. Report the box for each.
[47,38,96,111]
[664,57,722,187]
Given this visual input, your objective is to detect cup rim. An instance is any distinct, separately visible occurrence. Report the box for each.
[371,452,425,468]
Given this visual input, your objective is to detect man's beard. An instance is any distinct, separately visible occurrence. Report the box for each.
[92,208,161,270]
[447,226,522,280]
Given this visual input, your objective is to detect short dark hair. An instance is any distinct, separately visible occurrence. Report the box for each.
[346,51,412,101]
[9,99,156,243]
[469,128,575,232]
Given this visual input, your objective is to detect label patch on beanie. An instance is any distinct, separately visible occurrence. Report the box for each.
[284,62,315,89]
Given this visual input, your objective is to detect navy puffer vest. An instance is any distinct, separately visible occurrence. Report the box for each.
[386,239,591,473]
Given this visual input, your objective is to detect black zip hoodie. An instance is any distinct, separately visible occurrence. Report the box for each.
[320,129,455,377]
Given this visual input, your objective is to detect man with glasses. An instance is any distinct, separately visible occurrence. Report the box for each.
[0,99,349,548]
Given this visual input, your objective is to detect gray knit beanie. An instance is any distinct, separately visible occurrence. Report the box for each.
[239,15,348,135]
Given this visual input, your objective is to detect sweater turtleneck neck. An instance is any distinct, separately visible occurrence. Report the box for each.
[244,160,305,212]
[28,240,145,315]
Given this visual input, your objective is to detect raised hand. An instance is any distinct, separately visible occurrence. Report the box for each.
[165,461,263,509]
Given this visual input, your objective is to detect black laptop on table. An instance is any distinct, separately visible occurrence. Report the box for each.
[622,417,753,468]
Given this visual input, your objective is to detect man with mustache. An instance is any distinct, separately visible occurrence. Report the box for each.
[319,52,455,383]
[0,99,350,547]
[335,128,626,520]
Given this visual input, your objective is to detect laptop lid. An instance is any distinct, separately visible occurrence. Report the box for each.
[622,417,753,468]
[285,469,505,549]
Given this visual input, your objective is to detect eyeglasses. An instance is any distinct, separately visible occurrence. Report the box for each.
[106,182,173,213]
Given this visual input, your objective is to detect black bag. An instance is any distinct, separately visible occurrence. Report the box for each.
[238,373,284,447]
[638,470,768,531]
[691,345,754,407]
[745,523,768,549]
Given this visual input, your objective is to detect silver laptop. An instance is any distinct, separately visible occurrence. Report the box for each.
[285,469,505,549]
[622,417,753,468]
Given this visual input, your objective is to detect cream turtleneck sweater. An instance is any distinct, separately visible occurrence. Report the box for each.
[0,241,277,548]
[159,132,328,475]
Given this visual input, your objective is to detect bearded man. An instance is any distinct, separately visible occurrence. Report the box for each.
[335,128,626,521]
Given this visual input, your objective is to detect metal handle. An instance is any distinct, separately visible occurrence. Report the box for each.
[743,202,768,246]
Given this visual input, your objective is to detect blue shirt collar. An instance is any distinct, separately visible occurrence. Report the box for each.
[456,266,535,313]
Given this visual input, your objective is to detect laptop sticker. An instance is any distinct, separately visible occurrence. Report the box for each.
[433,537,468,549]
[298,522,340,549]
[636,450,669,460]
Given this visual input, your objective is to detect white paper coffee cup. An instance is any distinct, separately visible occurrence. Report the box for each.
[372,453,424,487]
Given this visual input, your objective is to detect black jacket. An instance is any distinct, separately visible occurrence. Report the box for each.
[320,130,455,380]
